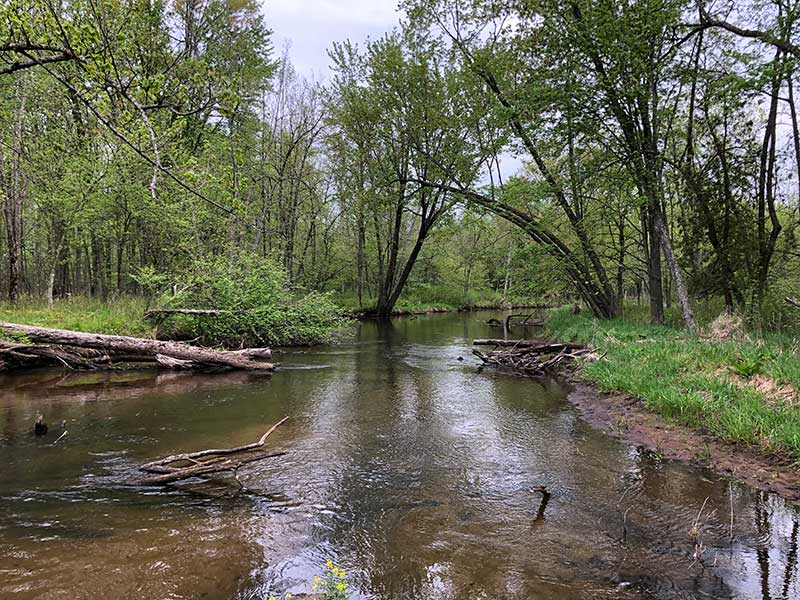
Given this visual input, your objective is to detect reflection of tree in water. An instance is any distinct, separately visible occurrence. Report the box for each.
[2,405,17,445]
[753,491,800,600]
[756,492,771,600]
[782,520,799,599]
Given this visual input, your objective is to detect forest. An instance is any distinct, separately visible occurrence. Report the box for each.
[2,0,799,331]
[5,2,800,599]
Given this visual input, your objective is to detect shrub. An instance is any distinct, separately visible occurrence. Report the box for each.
[158,254,347,347]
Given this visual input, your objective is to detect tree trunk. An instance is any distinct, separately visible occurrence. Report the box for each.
[645,204,664,324]
[502,240,513,303]
[652,210,697,333]
[2,73,28,303]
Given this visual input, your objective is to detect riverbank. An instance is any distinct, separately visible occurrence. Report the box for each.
[0,295,546,338]
[334,286,545,318]
[0,296,346,347]
[350,302,548,319]
[544,307,800,498]
[0,297,153,337]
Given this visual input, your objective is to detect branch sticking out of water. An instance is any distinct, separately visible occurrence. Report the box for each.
[137,417,289,485]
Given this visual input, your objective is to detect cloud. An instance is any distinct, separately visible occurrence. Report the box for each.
[262,0,402,79]
[265,0,400,28]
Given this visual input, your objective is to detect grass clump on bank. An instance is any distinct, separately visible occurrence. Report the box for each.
[546,306,800,462]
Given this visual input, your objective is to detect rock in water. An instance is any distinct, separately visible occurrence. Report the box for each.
[34,414,48,436]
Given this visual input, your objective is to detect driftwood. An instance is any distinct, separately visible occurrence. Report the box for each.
[472,339,593,375]
[0,322,273,372]
[138,416,289,485]
[0,340,111,371]
[474,339,587,351]
[486,314,545,328]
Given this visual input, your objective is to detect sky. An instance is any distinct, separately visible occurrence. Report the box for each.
[262,0,403,81]
[261,0,524,179]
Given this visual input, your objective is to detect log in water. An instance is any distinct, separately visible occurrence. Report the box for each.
[0,322,274,372]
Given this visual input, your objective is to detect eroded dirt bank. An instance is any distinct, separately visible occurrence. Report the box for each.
[567,381,800,502]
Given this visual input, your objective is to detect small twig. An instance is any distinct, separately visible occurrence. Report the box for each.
[694,496,710,531]
[729,480,735,543]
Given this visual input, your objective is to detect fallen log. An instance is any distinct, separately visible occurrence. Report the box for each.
[486,314,545,328]
[0,322,273,372]
[137,416,289,485]
[138,450,287,485]
[145,308,234,318]
[0,340,110,371]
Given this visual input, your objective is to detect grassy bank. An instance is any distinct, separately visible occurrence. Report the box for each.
[0,296,153,337]
[0,295,347,346]
[546,306,800,462]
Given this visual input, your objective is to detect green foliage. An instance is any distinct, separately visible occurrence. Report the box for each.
[312,561,351,599]
[729,349,768,379]
[159,254,347,346]
[131,266,169,305]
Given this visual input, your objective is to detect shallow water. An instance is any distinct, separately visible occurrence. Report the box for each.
[1,312,799,599]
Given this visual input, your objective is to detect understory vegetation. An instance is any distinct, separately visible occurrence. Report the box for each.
[0,295,153,337]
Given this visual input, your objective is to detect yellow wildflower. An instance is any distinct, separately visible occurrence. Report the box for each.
[326,559,333,569]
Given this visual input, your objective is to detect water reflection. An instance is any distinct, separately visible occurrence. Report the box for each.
[0,312,799,599]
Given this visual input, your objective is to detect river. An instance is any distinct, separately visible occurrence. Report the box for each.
[1,312,798,599]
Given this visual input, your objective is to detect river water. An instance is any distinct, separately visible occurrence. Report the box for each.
[1,312,798,599]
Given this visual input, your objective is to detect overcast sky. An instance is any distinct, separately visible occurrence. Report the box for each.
[261,0,524,178]
[262,0,403,81]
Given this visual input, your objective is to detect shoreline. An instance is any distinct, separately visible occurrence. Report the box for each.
[349,303,550,319]
[565,377,800,502]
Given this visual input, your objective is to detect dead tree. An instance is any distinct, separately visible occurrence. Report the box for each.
[0,322,273,372]
[472,339,593,375]
[137,417,289,485]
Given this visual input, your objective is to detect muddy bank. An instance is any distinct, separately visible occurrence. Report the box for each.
[567,380,800,502]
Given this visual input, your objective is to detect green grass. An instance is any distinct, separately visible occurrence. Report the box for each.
[0,296,154,337]
[546,306,800,461]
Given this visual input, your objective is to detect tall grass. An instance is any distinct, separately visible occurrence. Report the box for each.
[0,296,153,337]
